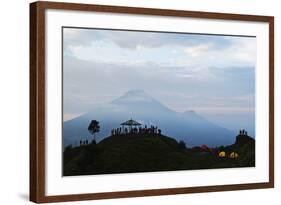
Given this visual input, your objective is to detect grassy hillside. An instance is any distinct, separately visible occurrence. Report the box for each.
[63,133,255,176]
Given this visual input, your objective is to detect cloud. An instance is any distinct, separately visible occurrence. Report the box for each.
[63,56,254,116]
[230,38,257,65]
[62,27,256,126]
[63,28,233,51]
[63,28,256,70]
[183,44,212,57]
[63,28,102,46]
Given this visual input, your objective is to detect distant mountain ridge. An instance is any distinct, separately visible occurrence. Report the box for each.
[63,90,235,147]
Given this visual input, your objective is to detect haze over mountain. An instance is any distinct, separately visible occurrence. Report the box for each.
[63,90,235,147]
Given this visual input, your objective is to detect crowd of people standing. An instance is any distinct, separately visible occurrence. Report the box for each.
[111,125,161,136]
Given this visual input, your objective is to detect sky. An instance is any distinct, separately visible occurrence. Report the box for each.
[63,27,256,135]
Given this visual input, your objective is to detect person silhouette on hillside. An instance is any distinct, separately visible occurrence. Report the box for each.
[158,129,161,135]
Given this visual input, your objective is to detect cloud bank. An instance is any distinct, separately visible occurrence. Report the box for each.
[63,27,256,134]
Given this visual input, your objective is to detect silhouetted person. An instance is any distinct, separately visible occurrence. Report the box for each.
[80,140,82,146]
[239,130,242,135]
[158,129,161,135]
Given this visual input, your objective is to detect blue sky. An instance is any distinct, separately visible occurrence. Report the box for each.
[63,27,256,135]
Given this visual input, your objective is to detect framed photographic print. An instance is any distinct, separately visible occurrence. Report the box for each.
[30,1,274,203]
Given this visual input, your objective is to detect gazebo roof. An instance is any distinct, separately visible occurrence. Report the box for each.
[121,119,142,126]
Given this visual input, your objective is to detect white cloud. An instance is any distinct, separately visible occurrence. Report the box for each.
[183,44,212,57]
[63,28,257,70]
[230,38,257,65]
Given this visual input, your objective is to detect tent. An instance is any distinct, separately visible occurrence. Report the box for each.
[219,151,226,157]
[229,152,238,159]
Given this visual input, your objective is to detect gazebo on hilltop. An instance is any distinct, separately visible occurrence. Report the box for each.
[121,118,142,132]
[111,118,161,136]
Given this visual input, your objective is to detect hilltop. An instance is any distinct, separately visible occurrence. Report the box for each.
[63,133,255,176]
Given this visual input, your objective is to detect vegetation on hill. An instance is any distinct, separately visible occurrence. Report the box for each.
[63,133,255,176]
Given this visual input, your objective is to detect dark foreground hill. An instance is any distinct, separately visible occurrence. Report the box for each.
[63,133,255,176]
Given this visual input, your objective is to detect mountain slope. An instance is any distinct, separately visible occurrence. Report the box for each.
[63,133,255,176]
[63,90,235,147]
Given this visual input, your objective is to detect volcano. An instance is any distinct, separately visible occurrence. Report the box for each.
[63,90,235,147]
